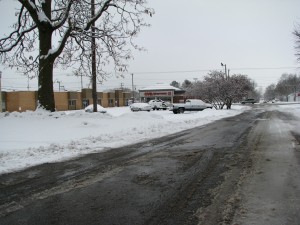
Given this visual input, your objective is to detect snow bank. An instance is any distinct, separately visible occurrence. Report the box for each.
[0,105,249,174]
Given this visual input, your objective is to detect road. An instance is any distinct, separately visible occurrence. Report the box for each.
[0,104,299,225]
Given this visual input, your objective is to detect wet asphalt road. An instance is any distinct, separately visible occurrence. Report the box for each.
[0,105,299,225]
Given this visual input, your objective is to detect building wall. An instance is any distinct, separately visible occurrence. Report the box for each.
[69,92,82,110]
[54,92,69,111]
[114,90,131,106]
[101,93,109,107]
[288,92,300,102]
[6,91,37,112]
[139,90,185,103]
[3,89,130,112]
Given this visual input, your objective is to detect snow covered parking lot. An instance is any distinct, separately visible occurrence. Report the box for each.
[0,104,298,174]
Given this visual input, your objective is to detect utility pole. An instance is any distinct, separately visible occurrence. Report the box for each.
[56,80,61,91]
[91,0,97,112]
[26,74,30,91]
[0,71,2,112]
[131,73,134,103]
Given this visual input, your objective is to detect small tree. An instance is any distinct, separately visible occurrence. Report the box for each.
[0,0,153,111]
[170,81,180,88]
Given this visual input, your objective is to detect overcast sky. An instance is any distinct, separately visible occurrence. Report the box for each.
[1,0,300,92]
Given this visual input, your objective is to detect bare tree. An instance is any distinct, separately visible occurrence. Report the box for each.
[294,24,300,63]
[185,71,228,109]
[275,73,300,101]
[0,0,153,111]
[181,79,192,90]
[186,71,253,109]
[264,84,276,101]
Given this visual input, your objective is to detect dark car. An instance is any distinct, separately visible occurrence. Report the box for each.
[241,98,256,104]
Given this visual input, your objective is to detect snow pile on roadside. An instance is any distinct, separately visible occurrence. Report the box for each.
[0,105,249,174]
[276,104,300,119]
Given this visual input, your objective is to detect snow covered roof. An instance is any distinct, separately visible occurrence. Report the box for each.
[139,83,182,91]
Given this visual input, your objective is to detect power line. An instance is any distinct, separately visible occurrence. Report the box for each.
[230,66,299,71]
[1,66,299,91]
[129,66,299,75]
[1,66,298,80]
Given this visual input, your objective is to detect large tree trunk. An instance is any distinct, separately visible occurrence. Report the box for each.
[91,0,98,112]
[38,26,55,112]
[38,57,55,111]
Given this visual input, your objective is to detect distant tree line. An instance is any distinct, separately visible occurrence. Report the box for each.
[170,71,258,110]
[264,73,300,101]
[170,80,192,89]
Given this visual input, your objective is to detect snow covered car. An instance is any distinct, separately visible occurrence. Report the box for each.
[85,104,107,113]
[148,99,168,110]
[130,103,152,112]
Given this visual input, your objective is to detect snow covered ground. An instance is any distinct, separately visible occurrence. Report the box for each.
[0,103,298,174]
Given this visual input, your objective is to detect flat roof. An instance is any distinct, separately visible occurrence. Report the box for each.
[139,83,182,91]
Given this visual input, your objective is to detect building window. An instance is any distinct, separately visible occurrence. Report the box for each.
[82,99,89,108]
[108,99,114,107]
[97,99,102,106]
[68,100,76,110]
[2,101,6,112]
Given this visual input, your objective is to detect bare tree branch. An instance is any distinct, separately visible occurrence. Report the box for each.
[0,0,154,111]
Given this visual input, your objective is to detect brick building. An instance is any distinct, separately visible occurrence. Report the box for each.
[139,83,185,103]
[1,89,131,112]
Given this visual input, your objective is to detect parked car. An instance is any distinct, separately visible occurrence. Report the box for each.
[272,99,279,103]
[84,104,107,113]
[148,99,168,110]
[130,103,152,112]
[85,104,107,113]
[171,99,212,114]
[241,98,256,104]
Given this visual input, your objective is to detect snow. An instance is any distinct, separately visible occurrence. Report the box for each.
[2,104,297,175]
[28,0,49,23]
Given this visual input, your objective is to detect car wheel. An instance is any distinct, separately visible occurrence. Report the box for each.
[173,110,178,114]
[179,108,184,114]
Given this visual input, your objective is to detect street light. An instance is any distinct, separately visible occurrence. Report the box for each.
[221,63,227,78]
[131,73,134,103]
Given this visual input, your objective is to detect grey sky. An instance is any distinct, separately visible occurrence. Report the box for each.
[1,0,300,92]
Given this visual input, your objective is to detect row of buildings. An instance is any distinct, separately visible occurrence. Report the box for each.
[1,84,186,112]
